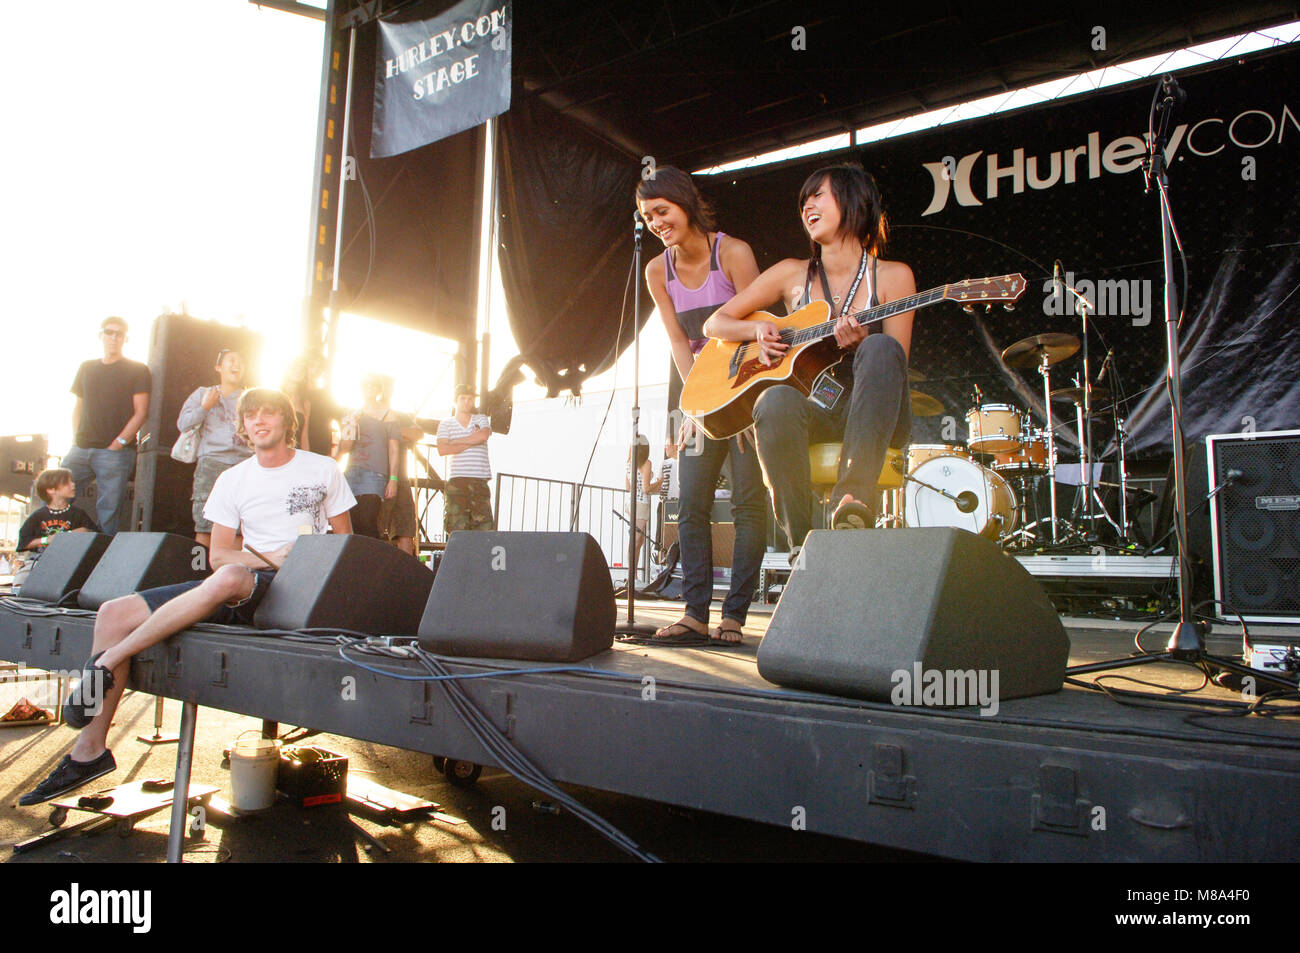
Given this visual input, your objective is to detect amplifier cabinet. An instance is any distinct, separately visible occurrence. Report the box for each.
[1206,429,1300,623]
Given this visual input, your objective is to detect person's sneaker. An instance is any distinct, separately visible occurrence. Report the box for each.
[18,750,117,805]
[62,652,115,729]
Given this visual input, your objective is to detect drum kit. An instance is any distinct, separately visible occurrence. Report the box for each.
[894,331,1136,551]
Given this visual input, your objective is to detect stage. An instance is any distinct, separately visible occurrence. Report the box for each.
[3,597,1297,862]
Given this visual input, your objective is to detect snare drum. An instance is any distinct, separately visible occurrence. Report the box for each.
[904,456,1019,540]
[991,434,1048,475]
[966,404,1022,453]
[907,443,970,472]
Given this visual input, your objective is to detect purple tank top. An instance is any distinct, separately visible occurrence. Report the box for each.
[663,232,736,354]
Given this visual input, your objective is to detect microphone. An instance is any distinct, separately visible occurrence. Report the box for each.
[1161,73,1187,107]
[1097,348,1114,383]
[1053,260,1063,299]
[633,210,644,235]
[1225,468,1242,483]
[955,491,979,514]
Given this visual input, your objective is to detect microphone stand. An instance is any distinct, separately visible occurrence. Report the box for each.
[615,212,658,638]
[1068,75,1296,692]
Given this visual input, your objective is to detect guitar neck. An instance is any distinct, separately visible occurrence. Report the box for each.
[787,287,948,346]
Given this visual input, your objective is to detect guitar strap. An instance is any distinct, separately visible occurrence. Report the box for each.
[807,250,870,413]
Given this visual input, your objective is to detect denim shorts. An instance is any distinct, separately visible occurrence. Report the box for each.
[138,569,276,626]
[345,467,387,498]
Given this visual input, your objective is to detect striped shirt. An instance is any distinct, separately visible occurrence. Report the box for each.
[438,414,492,479]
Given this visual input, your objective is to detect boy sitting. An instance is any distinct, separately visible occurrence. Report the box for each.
[17,468,100,553]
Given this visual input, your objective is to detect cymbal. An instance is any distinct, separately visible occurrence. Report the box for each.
[1050,384,1111,407]
[908,368,925,383]
[1001,333,1080,369]
[909,390,945,416]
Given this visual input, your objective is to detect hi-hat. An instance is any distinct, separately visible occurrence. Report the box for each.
[1051,384,1111,408]
[1001,333,1080,368]
[909,391,944,416]
[908,368,925,383]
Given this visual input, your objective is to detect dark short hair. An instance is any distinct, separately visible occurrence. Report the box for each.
[35,468,72,504]
[236,388,298,448]
[798,163,887,259]
[635,165,716,234]
[100,316,128,333]
[215,348,241,366]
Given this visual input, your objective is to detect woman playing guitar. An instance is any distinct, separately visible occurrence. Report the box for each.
[637,166,769,645]
[702,163,914,554]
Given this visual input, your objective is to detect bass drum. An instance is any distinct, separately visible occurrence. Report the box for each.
[905,456,1019,540]
[907,444,970,472]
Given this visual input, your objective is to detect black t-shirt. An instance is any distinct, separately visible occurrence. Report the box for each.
[70,358,152,448]
[17,505,100,551]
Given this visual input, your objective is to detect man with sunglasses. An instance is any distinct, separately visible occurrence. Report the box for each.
[65,317,151,534]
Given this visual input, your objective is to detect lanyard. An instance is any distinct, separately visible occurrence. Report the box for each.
[816,248,869,318]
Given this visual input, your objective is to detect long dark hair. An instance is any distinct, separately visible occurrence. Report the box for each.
[635,165,716,234]
[798,163,887,259]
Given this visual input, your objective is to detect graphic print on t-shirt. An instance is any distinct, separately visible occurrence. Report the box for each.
[286,482,329,532]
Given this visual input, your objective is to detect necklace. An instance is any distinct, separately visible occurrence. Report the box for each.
[48,503,71,515]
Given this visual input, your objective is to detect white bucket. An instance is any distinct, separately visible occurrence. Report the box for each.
[229,731,281,812]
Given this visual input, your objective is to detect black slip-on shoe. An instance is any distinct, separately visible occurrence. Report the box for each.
[18,750,117,806]
[831,499,872,530]
[62,652,116,729]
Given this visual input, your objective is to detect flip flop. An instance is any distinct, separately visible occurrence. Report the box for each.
[711,620,745,646]
[644,620,710,647]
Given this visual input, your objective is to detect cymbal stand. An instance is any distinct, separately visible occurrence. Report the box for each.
[1035,350,1062,544]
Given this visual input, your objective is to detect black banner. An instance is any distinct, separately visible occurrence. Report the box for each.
[372,0,511,159]
[709,49,1300,459]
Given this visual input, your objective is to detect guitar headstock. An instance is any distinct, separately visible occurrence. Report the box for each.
[944,274,1027,309]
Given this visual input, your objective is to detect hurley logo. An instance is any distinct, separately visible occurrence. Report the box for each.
[920,103,1297,216]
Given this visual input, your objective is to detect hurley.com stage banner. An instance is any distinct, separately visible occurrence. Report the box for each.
[371,0,511,159]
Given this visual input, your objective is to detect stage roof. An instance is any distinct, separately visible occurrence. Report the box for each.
[510,0,1297,170]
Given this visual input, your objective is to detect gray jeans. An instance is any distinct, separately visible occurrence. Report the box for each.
[752,334,911,549]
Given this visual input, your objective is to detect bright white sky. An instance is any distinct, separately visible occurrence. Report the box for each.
[1,0,654,462]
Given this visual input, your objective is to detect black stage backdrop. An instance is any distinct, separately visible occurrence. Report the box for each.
[701,49,1300,461]
[496,96,651,396]
[339,16,480,343]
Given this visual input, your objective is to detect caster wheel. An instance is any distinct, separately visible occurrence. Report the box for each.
[433,756,447,774]
[444,760,482,788]
[49,806,68,827]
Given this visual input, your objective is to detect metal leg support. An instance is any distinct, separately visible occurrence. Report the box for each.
[165,700,199,864]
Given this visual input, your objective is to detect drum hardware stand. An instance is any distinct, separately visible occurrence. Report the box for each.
[1056,262,1101,539]
[1068,74,1298,693]
[1033,352,1073,545]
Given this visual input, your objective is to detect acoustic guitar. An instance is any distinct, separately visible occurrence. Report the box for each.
[679,274,1027,440]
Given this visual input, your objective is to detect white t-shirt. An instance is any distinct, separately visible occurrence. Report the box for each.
[204,449,356,554]
[437,414,492,479]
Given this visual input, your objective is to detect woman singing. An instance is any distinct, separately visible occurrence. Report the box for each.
[637,166,768,646]
[703,163,914,555]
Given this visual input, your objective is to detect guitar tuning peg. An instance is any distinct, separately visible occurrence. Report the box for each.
[962,304,974,314]
[1002,304,1014,311]
[983,304,993,313]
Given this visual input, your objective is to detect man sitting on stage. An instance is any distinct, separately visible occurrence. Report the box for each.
[20,388,355,806]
